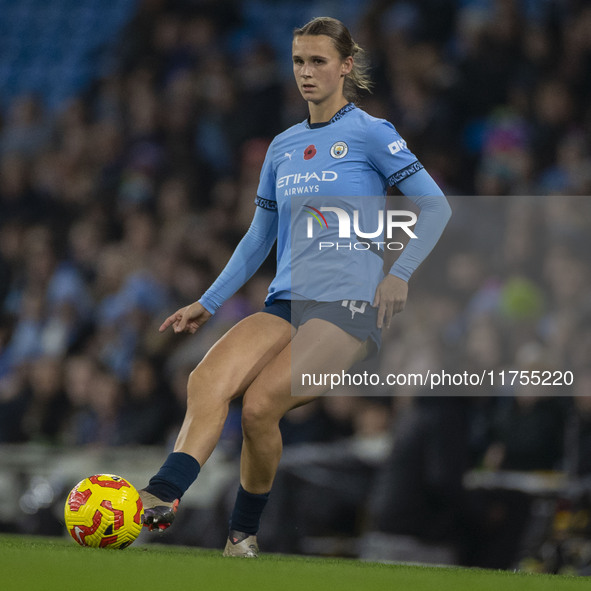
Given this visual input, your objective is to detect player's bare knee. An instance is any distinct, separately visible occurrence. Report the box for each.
[241,399,278,438]
[240,404,266,436]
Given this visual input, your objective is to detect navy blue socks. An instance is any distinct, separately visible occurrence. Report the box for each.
[145,452,201,502]
[229,485,270,535]
[146,454,269,534]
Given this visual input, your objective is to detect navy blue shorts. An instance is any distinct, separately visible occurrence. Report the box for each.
[261,299,381,350]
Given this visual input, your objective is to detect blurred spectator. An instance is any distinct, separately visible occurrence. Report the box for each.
[63,364,124,447]
[117,354,173,446]
[483,395,566,472]
[19,355,69,444]
[367,396,470,543]
[483,343,567,472]
[60,353,98,445]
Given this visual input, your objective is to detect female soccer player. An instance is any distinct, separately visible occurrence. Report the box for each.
[139,17,451,557]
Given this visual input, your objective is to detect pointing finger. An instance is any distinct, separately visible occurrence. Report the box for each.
[377,300,388,329]
[159,313,179,332]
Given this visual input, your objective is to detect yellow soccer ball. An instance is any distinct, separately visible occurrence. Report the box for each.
[64,474,144,549]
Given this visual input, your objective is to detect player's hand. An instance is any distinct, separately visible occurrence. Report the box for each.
[372,274,408,329]
[159,301,212,334]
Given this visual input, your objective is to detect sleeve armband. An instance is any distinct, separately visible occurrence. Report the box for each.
[388,161,424,186]
[255,196,278,211]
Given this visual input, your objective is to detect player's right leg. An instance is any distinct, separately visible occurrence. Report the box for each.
[140,311,293,530]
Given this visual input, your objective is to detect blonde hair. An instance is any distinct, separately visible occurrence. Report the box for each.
[293,17,373,102]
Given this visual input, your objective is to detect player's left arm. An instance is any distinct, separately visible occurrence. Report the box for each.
[373,168,451,328]
[366,120,451,328]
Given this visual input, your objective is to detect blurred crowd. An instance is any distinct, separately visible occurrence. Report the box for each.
[1,0,591,572]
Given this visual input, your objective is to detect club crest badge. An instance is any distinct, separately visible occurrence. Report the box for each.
[330,141,348,159]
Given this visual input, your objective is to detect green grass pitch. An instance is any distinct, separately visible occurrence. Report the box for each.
[2,534,588,591]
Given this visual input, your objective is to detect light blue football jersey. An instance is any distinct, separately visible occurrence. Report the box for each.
[255,103,423,304]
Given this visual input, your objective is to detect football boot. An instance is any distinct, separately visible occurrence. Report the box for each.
[139,490,179,531]
[222,530,259,558]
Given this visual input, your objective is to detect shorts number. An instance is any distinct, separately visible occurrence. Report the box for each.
[342,300,367,319]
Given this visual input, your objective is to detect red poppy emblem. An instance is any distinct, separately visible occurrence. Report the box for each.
[303,145,317,160]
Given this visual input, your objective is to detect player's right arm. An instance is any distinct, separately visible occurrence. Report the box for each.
[161,138,279,335]
[159,205,278,334]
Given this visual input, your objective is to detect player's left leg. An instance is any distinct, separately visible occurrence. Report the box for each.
[223,318,369,557]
